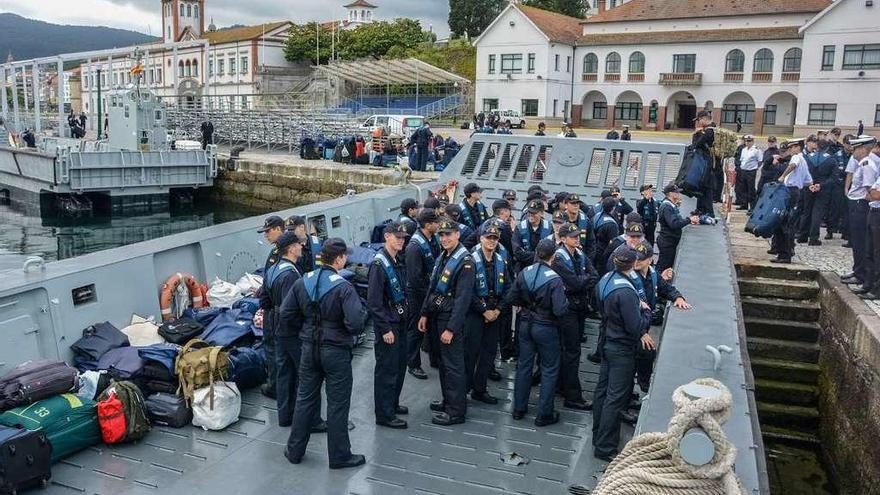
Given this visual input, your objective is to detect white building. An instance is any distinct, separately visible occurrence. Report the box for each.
[475,0,880,134]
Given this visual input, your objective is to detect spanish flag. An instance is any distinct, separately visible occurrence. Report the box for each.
[129,63,145,77]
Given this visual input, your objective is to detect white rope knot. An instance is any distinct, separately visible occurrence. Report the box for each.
[592,378,747,495]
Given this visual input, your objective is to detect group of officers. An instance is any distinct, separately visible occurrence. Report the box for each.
[252,178,699,468]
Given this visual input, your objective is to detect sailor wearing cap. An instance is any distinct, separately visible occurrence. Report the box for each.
[443,204,479,250]
[551,222,598,411]
[592,245,652,462]
[593,197,623,275]
[268,232,308,426]
[459,183,489,231]
[284,238,367,469]
[464,223,511,405]
[503,189,518,209]
[480,203,517,365]
[259,215,286,272]
[852,138,880,299]
[562,193,597,261]
[405,209,442,380]
[795,135,836,245]
[285,215,324,273]
[399,198,420,237]
[603,220,645,273]
[620,125,631,141]
[656,184,700,273]
[550,210,567,242]
[482,199,516,257]
[514,199,554,270]
[770,138,813,263]
[692,109,716,218]
[417,218,476,426]
[841,136,879,289]
[507,239,569,426]
[738,135,762,212]
[257,215,287,399]
[636,185,657,246]
[368,222,411,429]
[520,186,550,220]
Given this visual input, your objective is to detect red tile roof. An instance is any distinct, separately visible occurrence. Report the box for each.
[202,21,290,44]
[579,26,802,45]
[517,4,584,45]
[344,0,377,8]
[584,0,831,23]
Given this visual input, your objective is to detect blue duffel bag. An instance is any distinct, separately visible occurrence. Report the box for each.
[199,308,256,349]
[71,322,130,371]
[233,297,261,315]
[182,306,224,327]
[137,343,182,373]
[675,149,711,198]
[227,346,267,390]
[96,347,145,381]
[745,182,791,239]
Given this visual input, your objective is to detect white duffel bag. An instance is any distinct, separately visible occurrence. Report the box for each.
[191,381,241,431]
[206,277,243,308]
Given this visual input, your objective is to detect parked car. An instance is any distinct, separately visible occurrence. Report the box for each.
[492,109,526,129]
[361,115,424,138]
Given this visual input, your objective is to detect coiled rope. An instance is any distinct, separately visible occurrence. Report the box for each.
[592,378,747,495]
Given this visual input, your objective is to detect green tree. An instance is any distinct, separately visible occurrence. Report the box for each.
[337,19,429,60]
[522,0,590,18]
[448,0,505,39]
[283,22,334,64]
[397,38,476,82]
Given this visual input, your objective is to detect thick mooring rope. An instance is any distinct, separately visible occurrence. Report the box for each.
[592,378,747,495]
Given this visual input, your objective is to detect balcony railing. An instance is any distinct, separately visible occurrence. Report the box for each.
[752,72,772,82]
[781,72,800,82]
[659,72,702,86]
[724,72,744,83]
[582,73,598,82]
[605,73,621,82]
[628,73,645,82]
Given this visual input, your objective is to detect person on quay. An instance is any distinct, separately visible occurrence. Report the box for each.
[405,209,442,379]
[636,185,658,246]
[514,200,554,271]
[465,223,511,405]
[592,245,653,462]
[286,215,323,273]
[840,136,877,289]
[399,198,420,237]
[620,125,632,141]
[692,110,716,218]
[796,136,836,246]
[257,215,286,399]
[284,239,367,469]
[758,136,786,197]
[459,182,489,231]
[418,219,476,426]
[656,184,700,273]
[369,222,411,429]
[508,239,569,426]
[770,139,813,264]
[535,122,547,137]
[851,139,880,300]
[551,223,598,411]
[825,128,850,241]
[737,135,762,212]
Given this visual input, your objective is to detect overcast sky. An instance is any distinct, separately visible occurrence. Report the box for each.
[0,0,451,37]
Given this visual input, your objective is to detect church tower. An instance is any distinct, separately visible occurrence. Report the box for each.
[161,0,206,42]
[343,0,378,29]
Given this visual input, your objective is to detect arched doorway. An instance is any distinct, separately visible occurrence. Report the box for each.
[666,91,697,129]
[721,91,756,132]
[764,91,797,134]
[580,90,608,129]
[614,90,643,128]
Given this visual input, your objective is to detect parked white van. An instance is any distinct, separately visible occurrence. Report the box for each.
[361,115,425,138]
[492,109,526,129]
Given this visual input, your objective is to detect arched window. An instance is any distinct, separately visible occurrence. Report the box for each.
[725,49,745,72]
[178,61,185,78]
[194,4,199,19]
[605,52,621,74]
[192,60,199,77]
[185,60,191,77]
[783,48,802,72]
[186,4,191,17]
[583,53,598,74]
[179,4,184,16]
[754,49,774,73]
[628,52,645,73]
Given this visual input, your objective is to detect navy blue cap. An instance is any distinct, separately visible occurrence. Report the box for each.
[276,232,305,252]
[634,240,653,261]
[400,198,420,212]
[285,215,306,230]
[492,199,511,211]
[560,222,581,238]
[611,244,637,265]
[536,238,557,259]
[383,221,410,238]
[418,208,440,225]
[527,200,545,214]
[625,223,645,237]
[663,183,681,194]
[552,210,566,223]
[438,217,458,234]
[480,223,501,238]
[258,215,284,233]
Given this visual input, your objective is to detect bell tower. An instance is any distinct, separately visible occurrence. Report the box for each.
[162,0,206,42]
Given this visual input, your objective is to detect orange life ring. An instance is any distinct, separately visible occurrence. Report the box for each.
[160,272,207,321]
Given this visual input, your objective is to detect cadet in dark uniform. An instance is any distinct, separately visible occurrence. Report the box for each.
[267,233,304,424]
[369,222,411,429]
[656,184,700,273]
[796,136,834,245]
[418,219,476,426]
[594,197,624,274]
[561,193,597,262]
[465,223,510,404]
[514,200,553,270]
[405,209,441,380]
[482,199,516,257]
[636,185,657,246]
[771,139,813,264]
[692,110,716,218]
[399,198,420,237]
[459,182,489,230]
[503,189,518,211]
[508,239,569,425]
[284,239,367,469]
[444,204,479,250]
[552,223,598,410]
[257,215,286,399]
[286,215,323,273]
[608,187,634,232]
[592,246,653,461]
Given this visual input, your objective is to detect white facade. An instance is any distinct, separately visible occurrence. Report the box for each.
[475,0,880,134]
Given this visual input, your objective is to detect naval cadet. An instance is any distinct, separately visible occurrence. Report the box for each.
[480,201,517,365]
[796,135,835,245]
[257,215,286,399]
[513,200,553,270]
[443,204,479,250]
[636,185,657,246]
[459,182,489,231]
[284,239,366,469]
[508,239,569,425]
[418,218,476,426]
[482,199,516,256]
[503,189,518,210]
[771,139,813,264]
[286,215,323,273]
[656,184,700,273]
[552,222,598,411]
[603,220,646,273]
[369,222,411,429]
[399,198,420,237]
[853,139,880,300]
[405,209,441,380]
[841,136,878,289]
[592,245,653,462]
[550,210,566,242]
[465,223,510,405]
[692,110,716,218]
[608,187,634,232]
[562,193,597,262]
[826,129,849,241]
[593,197,623,275]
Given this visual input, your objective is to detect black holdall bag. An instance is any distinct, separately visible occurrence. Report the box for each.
[0,425,52,493]
[0,360,78,411]
[157,317,204,345]
[144,393,192,428]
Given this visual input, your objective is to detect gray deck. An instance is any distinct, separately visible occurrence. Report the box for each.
[44,321,619,495]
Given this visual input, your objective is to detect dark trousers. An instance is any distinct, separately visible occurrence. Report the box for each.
[559,310,585,402]
[432,315,467,418]
[734,168,745,205]
[498,311,517,360]
[656,235,679,273]
[414,145,429,172]
[634,348,656,393]
[287,343,353,464]
[405,289,427,369]
[276,334,308,426]
[798,189,833,242]
[263,322,277,390]
[864,208,880,292]
[514,321,560,416]
[464,312,499,395]
[713,159,724,203]
[644,221,656,247]
[849,200,869,282]
[592,343,636,457]
[829,182,847,235]
[770,187,801,260]
[739,169,758,211]
[696,185,715,218]
[374,324,407,421]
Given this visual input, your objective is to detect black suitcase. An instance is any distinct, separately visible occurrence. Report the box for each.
[157,317,204,345]
[745,182,792,238]
[70,322,129,364]
[145,393,192,428]
[0,360,78,411]
[0,425,51,493]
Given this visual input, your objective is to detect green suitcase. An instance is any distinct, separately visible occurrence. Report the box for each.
[0,393,101,463]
